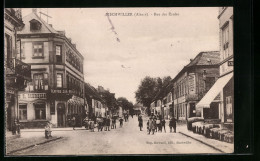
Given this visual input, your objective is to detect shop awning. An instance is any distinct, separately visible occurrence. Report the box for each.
[196,72,233,108]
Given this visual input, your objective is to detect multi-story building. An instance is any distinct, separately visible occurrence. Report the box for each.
[196,7,233,130]
[173,51,220,121]
[84,83,106,119]
[16,9,84,128]
[4,8,31,133]
[97,86,117,116]
[151,82,174,119]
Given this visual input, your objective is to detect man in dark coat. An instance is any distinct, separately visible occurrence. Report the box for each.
[169,117,174,133]
[105,116,111,131]
[173,117,177,133]
[138,115,143,131]
[71,116,76,130]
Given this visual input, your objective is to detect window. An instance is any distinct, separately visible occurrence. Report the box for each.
[56,45,62,63]
[34,74,44,91]
[35,103,46,120]
[222,24,229,60]
[57,74,63,88]
[33,43,44,57]
[19,104,27,120]
[225,96,233,122]
[30,19,42,30]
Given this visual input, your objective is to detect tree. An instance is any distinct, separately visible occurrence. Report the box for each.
[162,76,172,87]
[135,76,172,115]
[135,76,158,115]
[117,97,134,112]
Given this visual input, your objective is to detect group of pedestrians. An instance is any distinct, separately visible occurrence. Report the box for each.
[82,115,125,132]
[138,113,177,135]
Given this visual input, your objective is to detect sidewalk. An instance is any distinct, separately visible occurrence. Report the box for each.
[177,125,234,153]
[21,127,86,132]
[5,131,62,155]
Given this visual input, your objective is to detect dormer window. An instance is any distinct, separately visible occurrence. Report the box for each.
[30,19,42,31]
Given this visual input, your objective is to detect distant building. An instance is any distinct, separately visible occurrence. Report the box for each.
[84,83,106,118]
[4,8,31,133]
[151,82,173,119]
[172,51,220,121]
[196,7,234,130]
[17,9,84,128]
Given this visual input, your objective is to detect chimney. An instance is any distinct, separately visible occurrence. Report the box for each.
[68,38,72,43]
[32,8,37,14]
[57,30,65,36]
[72,44,76,49]
[49,24,53,27]
[190,59,193,62]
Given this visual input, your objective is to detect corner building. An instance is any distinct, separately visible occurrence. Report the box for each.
[17,10,85,128]
[196,7,233,130]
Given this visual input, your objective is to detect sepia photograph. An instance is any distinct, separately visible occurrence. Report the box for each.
[4,7,234,155]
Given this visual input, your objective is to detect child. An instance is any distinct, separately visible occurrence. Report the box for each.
[45,122,52,139]
[119,117,124,127]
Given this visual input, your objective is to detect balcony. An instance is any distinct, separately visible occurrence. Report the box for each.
[5,8,23,26]
[6,58,31,81]
[18,93,47,99]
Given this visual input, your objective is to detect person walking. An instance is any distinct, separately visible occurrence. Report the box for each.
[119,117,124,127]
[138,115,143,131]
[161,119,166,133]
[156,117,161,132]
[105,116,111,131]
[173,117,177,133]
[71,116,76,130]
[169,117,173,133]
[111,117,116,129]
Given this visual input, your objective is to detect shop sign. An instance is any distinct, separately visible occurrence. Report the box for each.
[188,73,196,94]
[51,89,76,94]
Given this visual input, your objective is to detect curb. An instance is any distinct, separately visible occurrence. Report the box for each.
[178,132,225,153]
[6,137,63,155]
[21,129,87,132]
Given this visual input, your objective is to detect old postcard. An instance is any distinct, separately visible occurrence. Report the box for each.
[4,7,234,155]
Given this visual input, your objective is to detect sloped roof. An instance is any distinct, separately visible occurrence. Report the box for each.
[19,12,58,34]
[173,51,220,82]
[186,51,220,67]
[85,83,105,103]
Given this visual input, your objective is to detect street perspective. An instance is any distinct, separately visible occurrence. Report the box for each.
[4,7,234,155]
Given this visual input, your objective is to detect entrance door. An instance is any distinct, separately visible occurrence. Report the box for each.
[189,103,196,117]
[57,103,65,127]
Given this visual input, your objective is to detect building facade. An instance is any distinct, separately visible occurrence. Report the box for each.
[4,8,31,133]
[196,7,234,130]
[173,51,220,121]
[17,10,84,128]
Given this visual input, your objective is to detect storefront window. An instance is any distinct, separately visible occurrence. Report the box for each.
[35,103,46,120]
[19,104,27,120]
[225,96,233,122]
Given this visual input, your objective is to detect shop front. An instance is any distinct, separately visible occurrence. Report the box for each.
[196,72,233,124]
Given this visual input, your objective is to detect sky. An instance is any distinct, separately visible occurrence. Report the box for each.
[22,8,220,104]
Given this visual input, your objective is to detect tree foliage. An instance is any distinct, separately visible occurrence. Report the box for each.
[117,97,134,113]
[135,76,172,115]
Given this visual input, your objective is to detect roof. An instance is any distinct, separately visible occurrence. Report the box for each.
[186,51,220,67]
[19,12,58,34]
[173,51,220,82]
[84,83,105,103]
[18,12,85,59]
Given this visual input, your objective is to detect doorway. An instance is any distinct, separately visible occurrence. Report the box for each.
[189,103,196,118]
[57,103,65,127]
